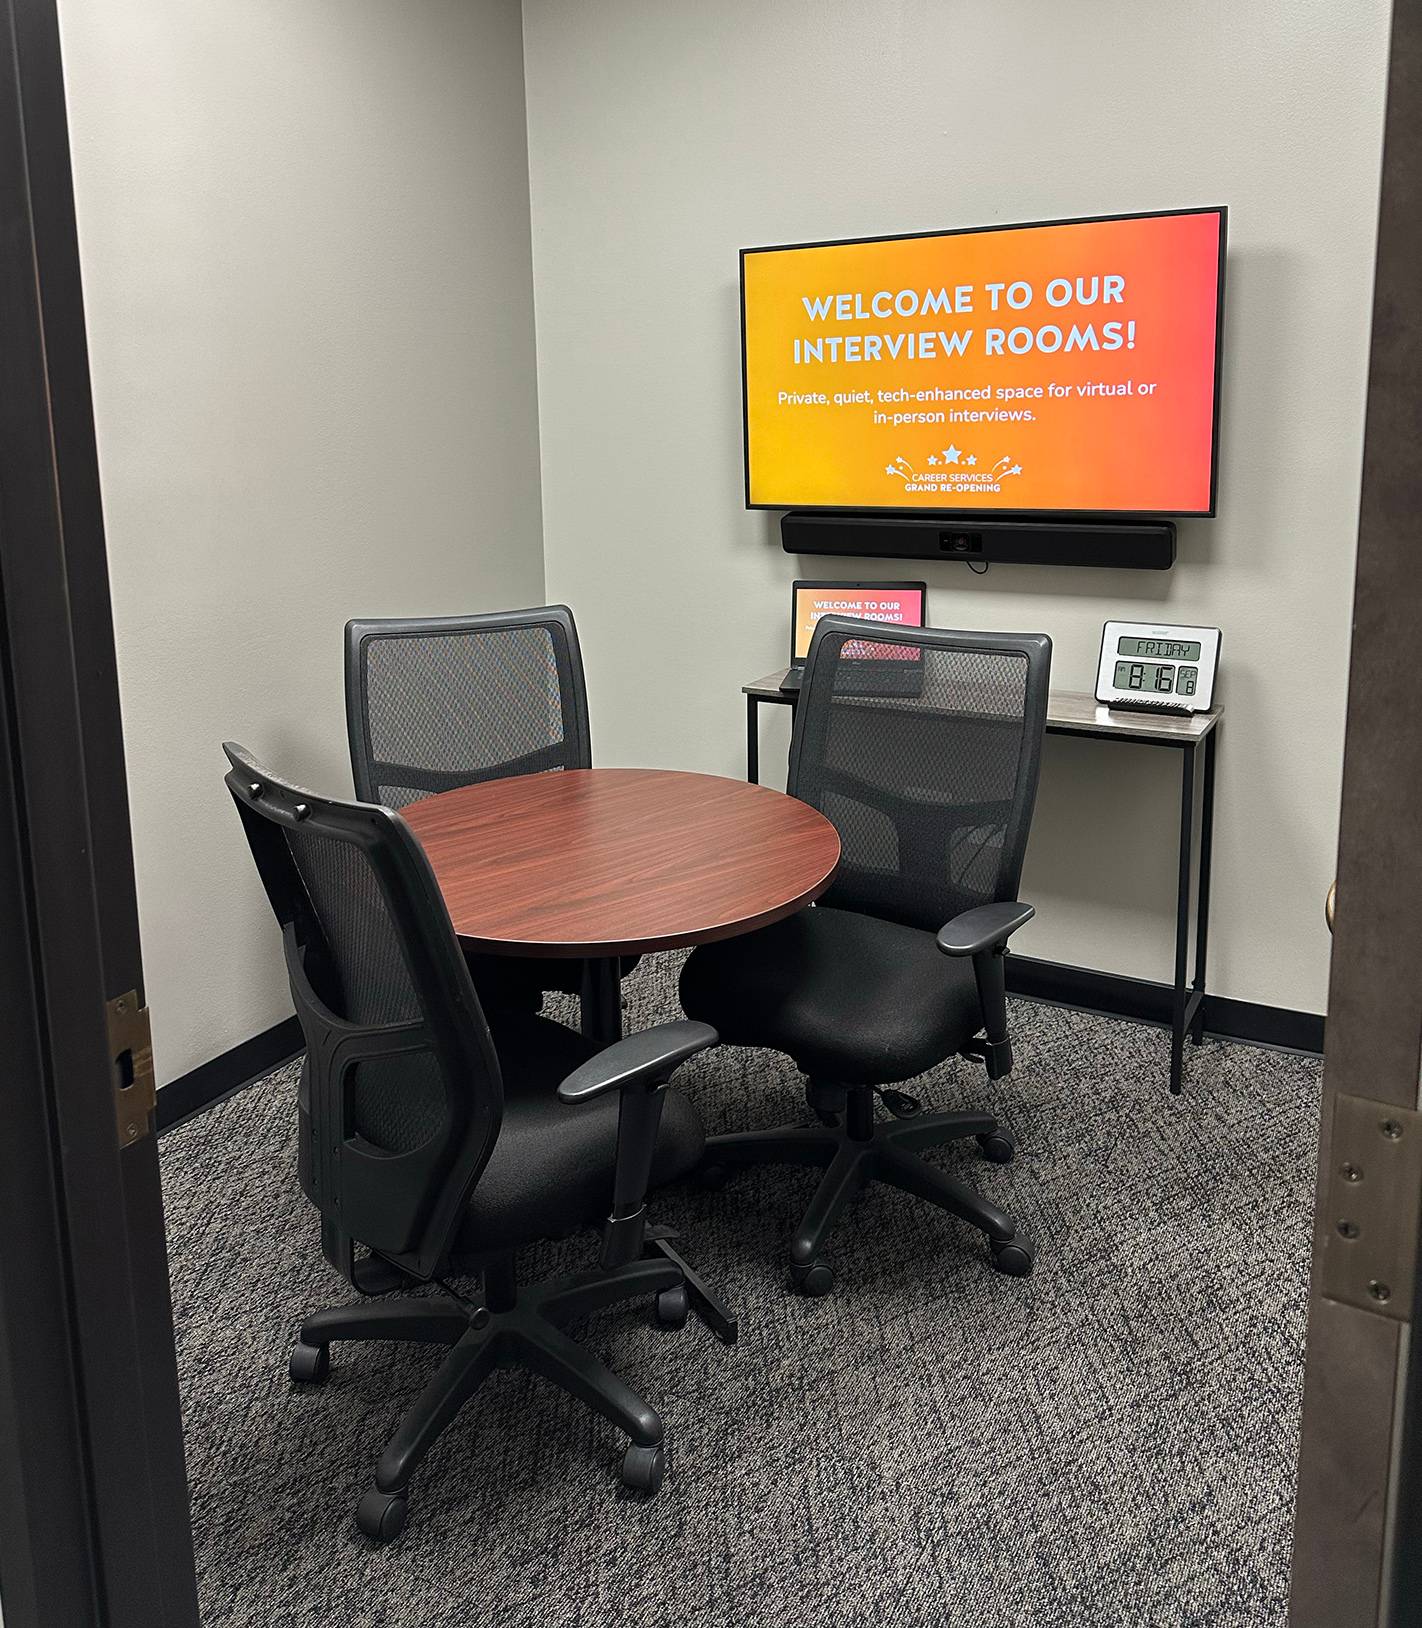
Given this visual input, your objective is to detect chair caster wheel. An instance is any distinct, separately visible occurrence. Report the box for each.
[790,1260,835,1297]
[655,1284,689,1329]
[356,1488,408,1543]
[621,1442,665,1495]
[695,1163,730,1191]
[289,1340,330,1384]
[976,1129,1016,1164]
[990,1232,1036,1277]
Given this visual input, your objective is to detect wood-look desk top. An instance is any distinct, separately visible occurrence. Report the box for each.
[744,673,1222,745]
[402,767,841,958]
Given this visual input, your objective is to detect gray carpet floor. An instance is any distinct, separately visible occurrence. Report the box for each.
[161,950,1320,1628]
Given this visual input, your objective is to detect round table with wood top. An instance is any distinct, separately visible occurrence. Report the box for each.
[401,767,841,1043]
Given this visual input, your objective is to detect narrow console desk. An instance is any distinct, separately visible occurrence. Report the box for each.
[743,674,1221,1094]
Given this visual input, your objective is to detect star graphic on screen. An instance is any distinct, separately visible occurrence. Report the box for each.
[1008,464,1022,476]
[965,454,977,467]
[884,465,900,477]
[942,445,962,463]
[926,454,939,466]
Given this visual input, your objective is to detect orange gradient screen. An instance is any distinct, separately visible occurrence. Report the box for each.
[792,585,923,661]
[742,210,1222,513]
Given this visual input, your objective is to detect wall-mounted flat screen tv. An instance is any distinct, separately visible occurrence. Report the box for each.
[741,207,1225,517]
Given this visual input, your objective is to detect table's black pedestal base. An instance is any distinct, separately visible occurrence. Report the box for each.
[580,955,625,1045]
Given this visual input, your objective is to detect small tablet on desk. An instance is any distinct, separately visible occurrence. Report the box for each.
[780,580,927,694]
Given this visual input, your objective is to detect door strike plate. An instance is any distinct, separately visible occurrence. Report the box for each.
[107,990,156,1148]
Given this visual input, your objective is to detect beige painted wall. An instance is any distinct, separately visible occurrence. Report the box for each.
[58,0,545,1083]
[48,0,1390,1090]
[522,0,1389,1014]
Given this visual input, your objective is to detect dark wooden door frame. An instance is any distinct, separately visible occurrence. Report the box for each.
[0,0,199,1623]
[1289,3,1422,1624]
[0,0,1416,1621]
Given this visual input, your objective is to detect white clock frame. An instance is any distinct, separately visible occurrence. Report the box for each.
[1094,620,1221,712]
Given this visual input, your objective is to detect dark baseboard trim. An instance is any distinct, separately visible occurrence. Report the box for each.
[155,1015,302,1134]
[1006,955,1325,1055]
[154,956,1325,1135]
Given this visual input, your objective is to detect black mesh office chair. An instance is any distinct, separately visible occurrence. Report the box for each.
[344,607,635,1019]
[224,743,720,1541]
[680,618,1051,1295]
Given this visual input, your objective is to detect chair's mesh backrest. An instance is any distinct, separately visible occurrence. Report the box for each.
[790,619,1050,933]
[347,609,591,809]
[283,823,448,1154]
[225,744,502,1273]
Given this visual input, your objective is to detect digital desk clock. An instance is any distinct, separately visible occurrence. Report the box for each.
[1094,620,1221,715]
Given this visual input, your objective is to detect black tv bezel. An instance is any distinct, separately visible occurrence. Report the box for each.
[739,205,1228,521]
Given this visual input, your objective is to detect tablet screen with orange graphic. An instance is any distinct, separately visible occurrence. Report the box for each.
[791,582,925,663]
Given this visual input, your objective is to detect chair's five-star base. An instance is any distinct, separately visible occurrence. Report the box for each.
[289,1250,713,1542]
[699,1082,1035,1296]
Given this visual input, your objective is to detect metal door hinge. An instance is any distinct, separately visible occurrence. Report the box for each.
[1317,1092,1422,1322]
[107,990,156,1148]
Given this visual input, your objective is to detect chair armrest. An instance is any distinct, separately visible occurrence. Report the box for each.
[938,903,1033,1081]
[936,901,1035,957]
[556,1020,719,1104]
[556,1019,719,1271]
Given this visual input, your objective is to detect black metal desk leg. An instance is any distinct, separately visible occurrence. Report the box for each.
[746,695,759,785]
[580,957,623,1046]
[1190,727,1218,1045]
[1170,744,1196,1095]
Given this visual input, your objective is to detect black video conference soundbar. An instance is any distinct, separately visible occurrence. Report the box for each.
[780,511,1176,569]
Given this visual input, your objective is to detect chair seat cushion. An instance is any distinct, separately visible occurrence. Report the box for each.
[452,1014,704,1259]
[679,906,981,1085]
